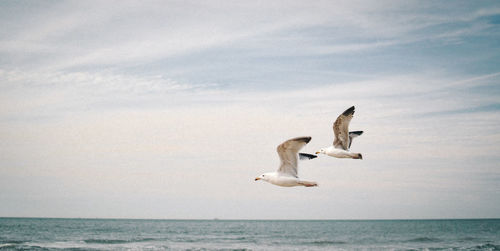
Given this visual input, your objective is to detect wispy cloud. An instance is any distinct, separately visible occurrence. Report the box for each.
[2,1,497,71]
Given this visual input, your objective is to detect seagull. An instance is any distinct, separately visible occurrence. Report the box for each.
[316,106,364,159]
[255,136,318,187]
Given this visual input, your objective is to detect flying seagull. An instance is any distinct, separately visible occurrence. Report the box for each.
[255,136,318,187]
[316,106,363,159]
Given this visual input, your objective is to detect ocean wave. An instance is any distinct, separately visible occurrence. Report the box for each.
[304,240,347,245]
[83,237,157,244]
[226,236,257,243]
[0,240,27,250]
[7,244,49,250]
[467,243,500,250]
[0,240,25,244]
[0,244,15,249]
[460,237,479,241]
[404,237,441,243]
[59,248,100,251]
[10,242,102,250]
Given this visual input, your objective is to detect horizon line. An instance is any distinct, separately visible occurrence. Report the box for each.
[1,216,499,221]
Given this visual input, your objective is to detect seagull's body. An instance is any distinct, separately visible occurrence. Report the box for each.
[317,106,363,160]
[256,172,316,187]
[319,145,361,159]
[255,136,317,187]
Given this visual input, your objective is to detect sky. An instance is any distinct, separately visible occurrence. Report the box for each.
[0,0,499,219]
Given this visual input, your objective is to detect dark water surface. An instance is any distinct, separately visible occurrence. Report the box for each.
[0,218,499,250]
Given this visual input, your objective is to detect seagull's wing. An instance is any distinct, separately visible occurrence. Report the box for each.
[299,153,317,160]
[333,106,355,150]
[348,131,363,149]
[277,136,311,177]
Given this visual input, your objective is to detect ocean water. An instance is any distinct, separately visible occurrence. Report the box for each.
[0,218,499,250]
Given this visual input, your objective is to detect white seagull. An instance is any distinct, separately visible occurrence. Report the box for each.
[255,136,318,187]
[316,106,364,159]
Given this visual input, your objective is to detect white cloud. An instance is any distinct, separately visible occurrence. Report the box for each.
[3,1,495,71]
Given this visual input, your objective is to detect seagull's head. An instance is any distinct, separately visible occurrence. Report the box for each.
[255,173,271,182]
[316,148,326,155]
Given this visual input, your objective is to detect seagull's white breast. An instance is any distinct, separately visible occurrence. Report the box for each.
[268,173,301,187]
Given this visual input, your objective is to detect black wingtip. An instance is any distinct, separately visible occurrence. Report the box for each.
[350,131,363,136]
[299,153,318,160]
[342,106,355,116]
[293,136,312,144]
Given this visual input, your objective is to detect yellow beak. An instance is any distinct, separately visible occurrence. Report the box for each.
[315,151,320,154]
[255,177,261,181]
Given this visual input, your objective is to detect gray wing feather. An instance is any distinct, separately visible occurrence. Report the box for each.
[333,106,355,150]
[277,136,311,177]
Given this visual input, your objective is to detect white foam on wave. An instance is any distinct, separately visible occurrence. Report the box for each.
[23,241,87,249]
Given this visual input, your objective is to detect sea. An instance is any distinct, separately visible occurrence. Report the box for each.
[0,218,499,250]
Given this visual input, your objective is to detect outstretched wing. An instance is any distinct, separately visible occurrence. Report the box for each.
[277,136,311,177]
[333,106,355,150]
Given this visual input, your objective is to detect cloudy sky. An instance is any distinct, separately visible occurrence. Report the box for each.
[1,0,499,219]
